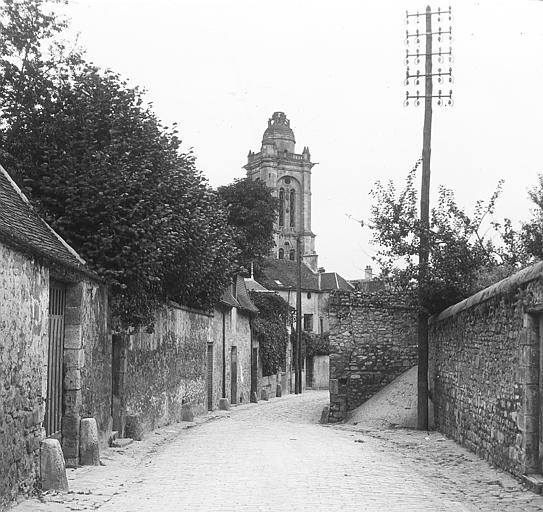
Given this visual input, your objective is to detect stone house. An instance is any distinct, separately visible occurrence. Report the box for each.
[0,165,109,509]
[258,257,352,389]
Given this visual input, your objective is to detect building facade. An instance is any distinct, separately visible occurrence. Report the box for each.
[244,112,318,271]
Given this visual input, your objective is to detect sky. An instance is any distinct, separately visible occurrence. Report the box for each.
[59,0,543,280]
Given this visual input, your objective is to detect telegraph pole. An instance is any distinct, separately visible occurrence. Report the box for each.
[295,234,303,394]
[405,6,453,430]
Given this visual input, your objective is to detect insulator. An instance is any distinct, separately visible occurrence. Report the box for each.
[416,100,420,106]
[415,79,419,85]
[449,75,454,84]
[404,99,410,107]
[405,79,410,86]
[416,58,420,65]
[437,99,442,106]
[438,55,444,64]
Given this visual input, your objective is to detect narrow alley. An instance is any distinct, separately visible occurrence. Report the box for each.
[11,391,543,512]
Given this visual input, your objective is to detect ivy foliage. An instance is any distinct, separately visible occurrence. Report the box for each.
[249,291,292,376]
[217,178,277,274]
[369,162,520,314]
[0,0,238,327]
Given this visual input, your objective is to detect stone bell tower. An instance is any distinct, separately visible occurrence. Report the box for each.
[244,112,318,271]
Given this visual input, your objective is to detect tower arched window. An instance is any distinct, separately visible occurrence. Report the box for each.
[289,189,295,228]
[289,249,295,261]
[279,188,285,227]
[278,248,284,259]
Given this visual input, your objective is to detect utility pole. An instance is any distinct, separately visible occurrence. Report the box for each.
[405,6,453,430]
[295,234,302,394]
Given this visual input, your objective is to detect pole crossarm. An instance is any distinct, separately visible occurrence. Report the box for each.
[406,8,452,18]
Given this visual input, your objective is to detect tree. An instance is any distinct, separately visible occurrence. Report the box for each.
[369,164,511,314]
[217,178,277,273]
[521,173,543,261]
[0,0,238,327]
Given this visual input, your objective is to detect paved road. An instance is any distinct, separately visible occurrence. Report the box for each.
[11,390,543,511]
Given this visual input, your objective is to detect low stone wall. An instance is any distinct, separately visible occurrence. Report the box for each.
[0,243,48,510]
[328,290,418,422]
[429,262,543,477]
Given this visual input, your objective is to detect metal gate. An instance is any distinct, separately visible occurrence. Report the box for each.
[207,343,214,411]
[45,282,66,437]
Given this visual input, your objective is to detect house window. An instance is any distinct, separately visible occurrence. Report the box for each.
[279,188,285,227]
[303,314,313,332]
[289,189,295,227]
[278,248,284,259]
[289,249,295,261]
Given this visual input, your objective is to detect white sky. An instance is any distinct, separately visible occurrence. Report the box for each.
[60,0,543,279]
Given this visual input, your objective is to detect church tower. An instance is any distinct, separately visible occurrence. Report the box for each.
[244,112,318,271]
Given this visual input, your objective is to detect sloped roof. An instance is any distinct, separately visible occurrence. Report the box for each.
[258,258,319,291]
[0,165,89,275]
[320,272,354,292]
[257,258,353,293]
[219,275,258,315]
[244,276,269,292]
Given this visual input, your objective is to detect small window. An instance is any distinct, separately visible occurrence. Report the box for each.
[303,314,313,332]
[289,249,295,261]
[278,248,284,259]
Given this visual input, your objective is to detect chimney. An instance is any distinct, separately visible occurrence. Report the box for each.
[364,265,373,280]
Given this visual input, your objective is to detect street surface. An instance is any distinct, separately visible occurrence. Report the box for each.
[11,390,543,511]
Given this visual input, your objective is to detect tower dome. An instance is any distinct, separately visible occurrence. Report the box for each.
[262,112,295,152]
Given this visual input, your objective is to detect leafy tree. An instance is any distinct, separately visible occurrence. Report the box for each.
[0,0,238,327]
[217,178,277,273]
[369,163,512,314]
[521,173,543,261]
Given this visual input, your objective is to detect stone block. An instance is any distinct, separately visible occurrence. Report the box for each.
[329,379,338,395]
[64,348,85,369]
[218,398,230,411]
[523,384,539,413]
[276,383,282,398]
[64,306,82,326]
[64,390,82,416]
[64,325,82,349]
[62,414,80,461]
[64,369,81,391]
[41,439,68,491]
[125,415,144,441]
[79,418,100,466]
[261,389,269,401]
[65,284,83,307]
[181,404,194,422]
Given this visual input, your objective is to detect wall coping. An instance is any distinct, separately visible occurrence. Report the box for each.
[432,260,543,323]
[168,300,213,318]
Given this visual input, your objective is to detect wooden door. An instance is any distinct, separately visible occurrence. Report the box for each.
[231,346,238,405]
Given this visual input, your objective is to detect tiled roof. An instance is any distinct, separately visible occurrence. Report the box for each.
[320,272,354,292]
[219,275,258,315]
[258,258,319,291]
[0,165,89,274]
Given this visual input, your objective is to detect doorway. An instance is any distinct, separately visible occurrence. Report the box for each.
[231,346,238,405]
[207,343,214,411]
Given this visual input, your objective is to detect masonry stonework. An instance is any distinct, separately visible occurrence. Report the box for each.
[328,290,418,422]
[429,262,543,477]
[123,305,212,433]
[0,243,49,510]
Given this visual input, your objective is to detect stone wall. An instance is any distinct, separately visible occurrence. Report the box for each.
[429,262,543,477]
[0,243,48,510]
[328,290,418,422]
[211,307,254,407]
[79,284,111,447]
[123,304,212,433]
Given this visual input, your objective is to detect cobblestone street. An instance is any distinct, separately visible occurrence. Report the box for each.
[11,391,543,512]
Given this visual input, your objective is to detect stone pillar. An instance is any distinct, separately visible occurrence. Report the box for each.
[62,283,84,467]
[520,315,540,474]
